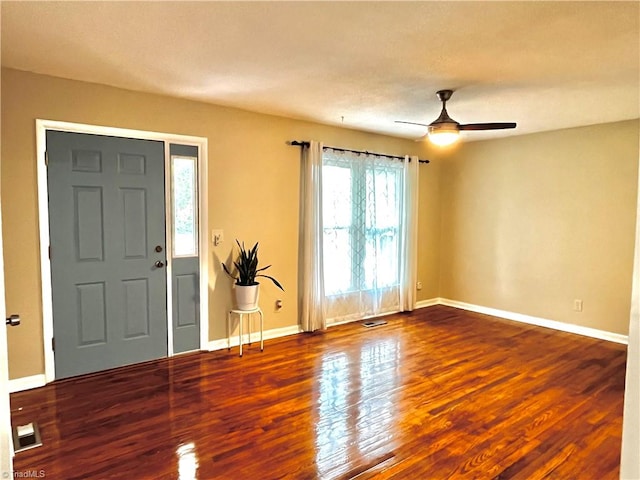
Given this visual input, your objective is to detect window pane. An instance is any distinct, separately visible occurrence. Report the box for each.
[172,156,198,257]
[366,167,401,229]
[323,227,353,294]
[363,229,399,288]
[323,164,354,294]
[322,165,352,228]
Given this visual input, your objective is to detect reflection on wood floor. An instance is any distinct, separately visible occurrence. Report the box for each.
[10,305,626,479]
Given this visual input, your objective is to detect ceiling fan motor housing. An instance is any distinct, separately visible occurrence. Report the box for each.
[428,122,459,134]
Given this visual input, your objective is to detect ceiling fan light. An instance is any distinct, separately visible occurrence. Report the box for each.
[427,124,460,146]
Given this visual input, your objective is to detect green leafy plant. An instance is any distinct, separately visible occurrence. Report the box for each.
[222,240,284,291]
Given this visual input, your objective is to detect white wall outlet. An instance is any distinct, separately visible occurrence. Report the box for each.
[574,299,583,312]
[416,281,423,290]
[212,229,224,246]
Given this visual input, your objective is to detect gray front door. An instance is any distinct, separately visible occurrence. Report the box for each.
[47,131,168,379]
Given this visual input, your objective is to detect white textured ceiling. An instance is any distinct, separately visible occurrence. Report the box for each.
[2,1,639,142]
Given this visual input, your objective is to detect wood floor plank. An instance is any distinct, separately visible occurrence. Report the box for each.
[10,305,626,479]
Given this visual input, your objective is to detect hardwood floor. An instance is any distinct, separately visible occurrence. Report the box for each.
[10,305,627,479]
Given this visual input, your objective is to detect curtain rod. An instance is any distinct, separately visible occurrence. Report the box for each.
[289,141,430,164]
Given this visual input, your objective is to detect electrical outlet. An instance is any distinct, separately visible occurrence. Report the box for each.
[416,281,423,290]
[574,299,583,312]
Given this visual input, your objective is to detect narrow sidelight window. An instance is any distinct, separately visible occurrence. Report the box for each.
[171,156,198,257]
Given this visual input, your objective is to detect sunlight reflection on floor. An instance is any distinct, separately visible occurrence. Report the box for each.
[315,337,400,478]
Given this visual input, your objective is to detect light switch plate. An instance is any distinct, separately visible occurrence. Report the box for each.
[212,229,224,246]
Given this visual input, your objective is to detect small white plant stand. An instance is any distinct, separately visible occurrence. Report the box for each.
[227,307,264,357]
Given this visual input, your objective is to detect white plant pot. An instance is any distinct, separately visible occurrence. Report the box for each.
[235,284,260,310]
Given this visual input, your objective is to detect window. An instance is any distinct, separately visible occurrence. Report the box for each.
[322,149,404,321]
[171,156,198,257]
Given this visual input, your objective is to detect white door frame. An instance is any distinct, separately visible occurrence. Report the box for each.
[0,184,14,480]
[36,119,209,383]
[620,151,640,478]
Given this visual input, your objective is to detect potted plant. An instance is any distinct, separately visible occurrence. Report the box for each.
[222,240,284,310]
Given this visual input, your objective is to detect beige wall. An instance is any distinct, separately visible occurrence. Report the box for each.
[439,120,639,335]
[2,67,637,380]
[0,68,441,379]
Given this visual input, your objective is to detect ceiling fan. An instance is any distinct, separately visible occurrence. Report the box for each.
[396,90,517,146]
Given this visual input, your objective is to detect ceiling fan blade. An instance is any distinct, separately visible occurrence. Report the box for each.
[459,122,517,131]
[395,120,431,127]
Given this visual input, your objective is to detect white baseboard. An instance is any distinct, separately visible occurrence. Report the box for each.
[439,298,629,345]
[208,324,304,351]
[415,298,441,309]
[322,296,627,345]
[9,374,46,393]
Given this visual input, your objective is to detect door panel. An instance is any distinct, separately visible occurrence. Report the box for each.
[77,282,107,345]
[172,258,200,353]
[122,188,148,258]
[47,131,167,379]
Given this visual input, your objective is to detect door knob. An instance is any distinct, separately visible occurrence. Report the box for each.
[6,314,20,327]
[154,261,165,268]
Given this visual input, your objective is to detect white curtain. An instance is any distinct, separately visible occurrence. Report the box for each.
[299,141,327,332]
[400,155,419,311]
[322,149,417,323]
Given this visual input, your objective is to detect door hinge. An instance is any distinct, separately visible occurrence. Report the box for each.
[51,337,55,351]
[48,245,51,259]
[45,151,49,167]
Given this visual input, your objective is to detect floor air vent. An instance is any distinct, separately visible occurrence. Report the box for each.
[12,422,42,453]
[362,320,387,328]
